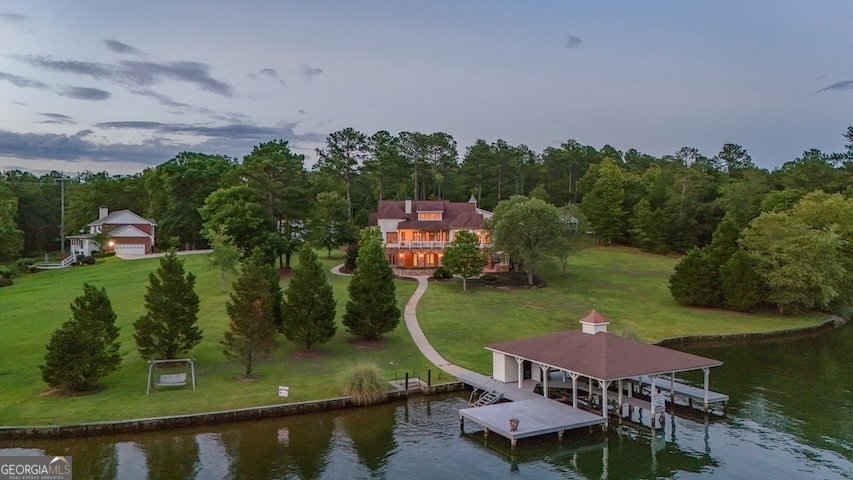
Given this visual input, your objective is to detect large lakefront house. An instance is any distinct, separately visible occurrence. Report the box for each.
[368,197,492,269]
[68,206,157,257]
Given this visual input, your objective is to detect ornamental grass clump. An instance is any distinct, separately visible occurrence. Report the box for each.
[343,362,388,406]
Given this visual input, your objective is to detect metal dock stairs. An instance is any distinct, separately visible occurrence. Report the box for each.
[470,388,503,407]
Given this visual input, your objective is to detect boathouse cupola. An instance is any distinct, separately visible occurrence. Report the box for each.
[579,310,609,335]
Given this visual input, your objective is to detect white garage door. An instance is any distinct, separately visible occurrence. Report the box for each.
[114,244,146,255]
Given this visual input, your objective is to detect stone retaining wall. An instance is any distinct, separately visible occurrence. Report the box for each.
[0,381,464,440]
[657,315,848,347]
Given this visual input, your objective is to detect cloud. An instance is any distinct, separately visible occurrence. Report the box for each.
[814,80,853,93]
[104,39,146,56]
[0,118,324,169]
[0,71,47,89]
[59,87,111,101]
[119,61,233,96]
[17,55,234,97]
[38,113,75,124]
[250,68,288,87]
[0,128,170,165]
[17,56,115,79]
[0,11,28,23]
[95,120,322,141]
[301,65,323,77]
[131,89,190,108]
[565,35,583,49]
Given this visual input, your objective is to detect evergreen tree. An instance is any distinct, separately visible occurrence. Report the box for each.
[203,224,241,293]
[580,158,627,244]
[133,251,202,360]
[343,228,400,340]
[629,198,668,253]
[442,229,487,291]
[668,248,720,307]
[720,250,765,311]
[40,284,122,392]
[222,255,280,377]
[282,246,337,348]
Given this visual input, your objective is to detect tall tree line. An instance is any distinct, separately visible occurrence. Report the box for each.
[2,127,851,265]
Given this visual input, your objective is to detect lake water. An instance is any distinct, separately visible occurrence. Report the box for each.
[2,324,851,479]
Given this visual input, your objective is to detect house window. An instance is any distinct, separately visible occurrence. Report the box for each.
[418,212,442,221]
[386,232,398,244]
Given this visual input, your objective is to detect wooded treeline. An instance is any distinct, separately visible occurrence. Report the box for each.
[3,127,851,261]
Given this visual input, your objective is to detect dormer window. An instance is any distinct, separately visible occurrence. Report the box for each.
[418,212,442,221]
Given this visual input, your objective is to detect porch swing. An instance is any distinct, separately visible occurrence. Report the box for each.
[146,358,196,394]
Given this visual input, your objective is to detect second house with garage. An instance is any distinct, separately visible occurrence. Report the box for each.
[68,206,157,257]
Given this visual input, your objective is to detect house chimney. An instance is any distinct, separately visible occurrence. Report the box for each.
[99,206,109,219]
[579,310,609,335]
[405,199,412,214]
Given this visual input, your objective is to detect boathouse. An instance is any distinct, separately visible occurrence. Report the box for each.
[460,311,728,447]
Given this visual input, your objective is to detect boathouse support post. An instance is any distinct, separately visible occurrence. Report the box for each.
[670,373,675,410]
[703,367,710,410]
[650,375,657,428]
[570,372,579,408]
[598,379,611,428]
[617,379,623,409]
[588,378,594,405]
[541,365,550,398]
[516,357,524,389]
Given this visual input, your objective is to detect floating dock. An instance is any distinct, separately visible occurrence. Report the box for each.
[459,398,605,447]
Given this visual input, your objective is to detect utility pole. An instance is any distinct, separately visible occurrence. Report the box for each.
[54,174,72,256]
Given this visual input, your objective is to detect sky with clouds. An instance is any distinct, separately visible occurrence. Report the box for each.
[0,1,851,175]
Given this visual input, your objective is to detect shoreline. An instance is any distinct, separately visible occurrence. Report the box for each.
[2,318,845,440]
[656,315,848,347]
[0,382,463,441]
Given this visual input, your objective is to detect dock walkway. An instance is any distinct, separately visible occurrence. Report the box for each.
[398,275,608,445]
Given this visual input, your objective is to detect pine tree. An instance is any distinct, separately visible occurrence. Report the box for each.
[343,228,400,340]
[133,251,202,360]
[442,229,487,291]
[668,248,720,307]
[720,250,766,311]
[282,246,337,348]
[203,224,241,294]
[222,255,280,377]
[40,284,122,392]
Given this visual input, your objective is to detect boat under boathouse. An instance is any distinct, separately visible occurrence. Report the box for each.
[460,310,728,447]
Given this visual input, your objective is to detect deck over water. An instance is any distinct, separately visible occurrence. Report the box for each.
[460,398,605,444]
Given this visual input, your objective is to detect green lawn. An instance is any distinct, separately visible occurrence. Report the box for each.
[0,244,825,426]
[417,244,825,374]
[0,253,426,425]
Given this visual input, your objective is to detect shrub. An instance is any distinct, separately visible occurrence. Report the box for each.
[0,266,13,278]
[93,251,116,258]
[80,256,96,265]
[15,257,37,272]
[0,278,13,288]
[432,266,452,279]
[343,362,388,406]
[480,274,498,282]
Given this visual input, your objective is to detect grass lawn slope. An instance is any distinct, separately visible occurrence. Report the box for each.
[417,245,825,374]
[0,253,425,425]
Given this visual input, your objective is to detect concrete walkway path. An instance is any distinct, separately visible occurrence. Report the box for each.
[331,264,544,401]
[117,249,212,260]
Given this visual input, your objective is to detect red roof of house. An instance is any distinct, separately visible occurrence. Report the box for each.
[368,200,489,230]
[486,330,722,381]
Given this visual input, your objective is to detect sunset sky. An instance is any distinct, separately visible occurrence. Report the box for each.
[1,1,851,174]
